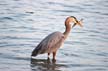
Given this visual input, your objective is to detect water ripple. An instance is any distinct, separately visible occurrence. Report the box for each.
[0,0,108,71]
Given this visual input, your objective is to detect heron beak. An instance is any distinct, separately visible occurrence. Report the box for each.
[78,21,83,27]
[72,23,76,28]
[72,19,83,28]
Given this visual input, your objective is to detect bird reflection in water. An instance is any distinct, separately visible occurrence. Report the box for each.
[30,58,65,71]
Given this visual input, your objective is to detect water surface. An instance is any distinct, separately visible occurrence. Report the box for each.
[0,0,108,71]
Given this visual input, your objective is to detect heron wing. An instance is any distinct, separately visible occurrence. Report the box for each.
[31,32,64,56]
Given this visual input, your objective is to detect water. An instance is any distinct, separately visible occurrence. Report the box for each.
[0,0,108,71]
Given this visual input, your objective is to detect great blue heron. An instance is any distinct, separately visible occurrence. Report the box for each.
[31,16,83,61]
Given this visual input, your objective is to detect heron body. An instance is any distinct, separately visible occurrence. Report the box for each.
[32,32,64,55]
[31,16,83,60]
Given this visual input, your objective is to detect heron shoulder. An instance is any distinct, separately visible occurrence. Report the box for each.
[51,31,64,36]
[38,31,64,45]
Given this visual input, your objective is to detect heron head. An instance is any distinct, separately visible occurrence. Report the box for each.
[70,16,83,28]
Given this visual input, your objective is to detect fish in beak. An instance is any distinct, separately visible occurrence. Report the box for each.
[72,19,83,28]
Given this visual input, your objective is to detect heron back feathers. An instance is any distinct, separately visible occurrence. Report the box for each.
[31,32,64,56]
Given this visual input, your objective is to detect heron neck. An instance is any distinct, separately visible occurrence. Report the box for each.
[63,21,71,39]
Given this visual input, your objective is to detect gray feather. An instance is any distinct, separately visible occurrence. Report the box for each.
[31,31,64,56]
